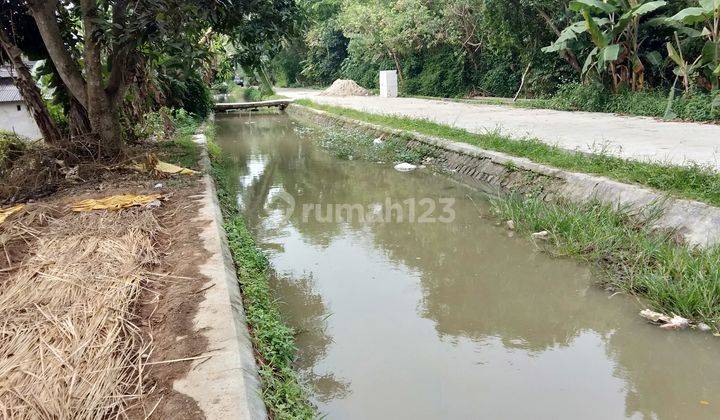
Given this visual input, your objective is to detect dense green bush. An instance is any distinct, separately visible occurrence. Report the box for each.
[165,74,213,119]
[243,87,263,102]
[534,84,720,122]
[404,48,466,97]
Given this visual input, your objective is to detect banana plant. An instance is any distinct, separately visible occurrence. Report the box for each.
[666,32,703,92]
[543,0,667,91]
[667,0,720,90]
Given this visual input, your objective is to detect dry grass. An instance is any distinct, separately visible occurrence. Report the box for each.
[0,208,162,419]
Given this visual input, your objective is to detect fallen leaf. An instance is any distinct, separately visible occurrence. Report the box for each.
[0,204,25,224]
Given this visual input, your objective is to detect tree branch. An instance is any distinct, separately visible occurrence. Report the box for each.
[105,0,131,97]
[27,0,88,108]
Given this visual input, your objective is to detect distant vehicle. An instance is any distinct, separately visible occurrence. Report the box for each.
[234,76,244,87]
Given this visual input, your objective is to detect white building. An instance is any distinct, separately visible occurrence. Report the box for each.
[0,65,42,140]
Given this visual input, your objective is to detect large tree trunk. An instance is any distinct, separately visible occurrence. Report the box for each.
[81,0,123,158]
[0,27,65,146]
[29,0,125,158]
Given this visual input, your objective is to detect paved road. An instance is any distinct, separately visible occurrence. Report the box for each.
[279,88,720,170]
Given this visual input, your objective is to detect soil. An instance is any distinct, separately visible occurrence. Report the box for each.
[0,150,213,419]
[318,79,372,97]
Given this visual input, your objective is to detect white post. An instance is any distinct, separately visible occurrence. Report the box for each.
[379,70,398,98]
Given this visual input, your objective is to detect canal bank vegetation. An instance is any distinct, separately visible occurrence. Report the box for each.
[492,196,720,328]
[297,100,720,208]
[207,131,316,419]
[303,124,436,164]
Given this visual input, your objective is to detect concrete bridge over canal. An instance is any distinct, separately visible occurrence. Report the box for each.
[214,99,292,112]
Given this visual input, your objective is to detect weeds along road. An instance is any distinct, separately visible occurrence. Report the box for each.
[278,88,720,171]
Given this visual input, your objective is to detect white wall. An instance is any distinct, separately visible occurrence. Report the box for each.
[0,101,41,140]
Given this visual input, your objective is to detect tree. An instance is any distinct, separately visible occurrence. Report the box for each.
[21,0,298,158]
[666,0,720,90]
[543,0,668,91]
[340,0,440,83]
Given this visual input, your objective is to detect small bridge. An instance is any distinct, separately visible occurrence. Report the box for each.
[214,99,292,112]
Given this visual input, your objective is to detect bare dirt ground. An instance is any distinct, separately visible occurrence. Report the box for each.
[0,161,211,419]
[279,87,720,170]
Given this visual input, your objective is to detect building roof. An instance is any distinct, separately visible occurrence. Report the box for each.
[0,83,22,103]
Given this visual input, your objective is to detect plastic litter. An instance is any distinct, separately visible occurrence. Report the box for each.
[639,309,690,330]
[531,230,549,240]
[394,162,417,172]
[71,194,163,212]
[0,204,25,224]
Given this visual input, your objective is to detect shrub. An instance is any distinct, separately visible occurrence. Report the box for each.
[548,82,609,112]
[0,131,27,174]
[243,87,263,102]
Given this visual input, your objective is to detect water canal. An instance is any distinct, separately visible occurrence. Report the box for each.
[215,112,720,419]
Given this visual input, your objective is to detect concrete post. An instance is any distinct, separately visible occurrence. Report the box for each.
[379,70,398,98]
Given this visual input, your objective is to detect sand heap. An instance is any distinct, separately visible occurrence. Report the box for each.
[319,79,372,97]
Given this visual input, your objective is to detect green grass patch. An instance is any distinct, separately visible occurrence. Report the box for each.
[210,146,315,419]
[491,196,720,327]
[297,99,720,207]
[297,124,435,164]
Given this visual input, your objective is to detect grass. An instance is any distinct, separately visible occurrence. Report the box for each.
[491,195,720,327]
[297,124,435,164]
[209,139,315,419]
[297,99,720,207]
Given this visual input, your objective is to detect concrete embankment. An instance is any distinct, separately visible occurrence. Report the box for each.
[288,104,720,248]
[173,132,266,419]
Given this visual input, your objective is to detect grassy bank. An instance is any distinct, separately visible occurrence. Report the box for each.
[492,196,720,327]
[206,127,315,419]
[296,99,720,208]
[299,124,435,164]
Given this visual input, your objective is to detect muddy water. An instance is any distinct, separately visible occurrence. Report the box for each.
[215,113,720,419]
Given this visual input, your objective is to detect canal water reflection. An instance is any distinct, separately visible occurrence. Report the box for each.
[216,113,720,419]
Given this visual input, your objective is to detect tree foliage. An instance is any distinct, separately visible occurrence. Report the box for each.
[277,0,719,105]
[1,0,298,157]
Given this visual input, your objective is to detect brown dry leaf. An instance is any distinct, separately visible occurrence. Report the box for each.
[0,204,25,224]
[70,194,163,212]
[154,161,198,175]
[131,154,198,175]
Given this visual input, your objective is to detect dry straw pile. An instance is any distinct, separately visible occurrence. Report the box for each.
[0,208,161,418]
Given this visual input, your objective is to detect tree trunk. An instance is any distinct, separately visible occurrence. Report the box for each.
[390,50,404,83]
[81,0,123,158]
[69,97,92,137]
[28,0,88,108]
[0,27,65,145]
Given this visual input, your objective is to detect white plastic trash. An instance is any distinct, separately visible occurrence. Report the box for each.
[394,162,417,172]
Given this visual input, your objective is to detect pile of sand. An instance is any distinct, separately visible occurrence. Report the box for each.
[319,79,372,97]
